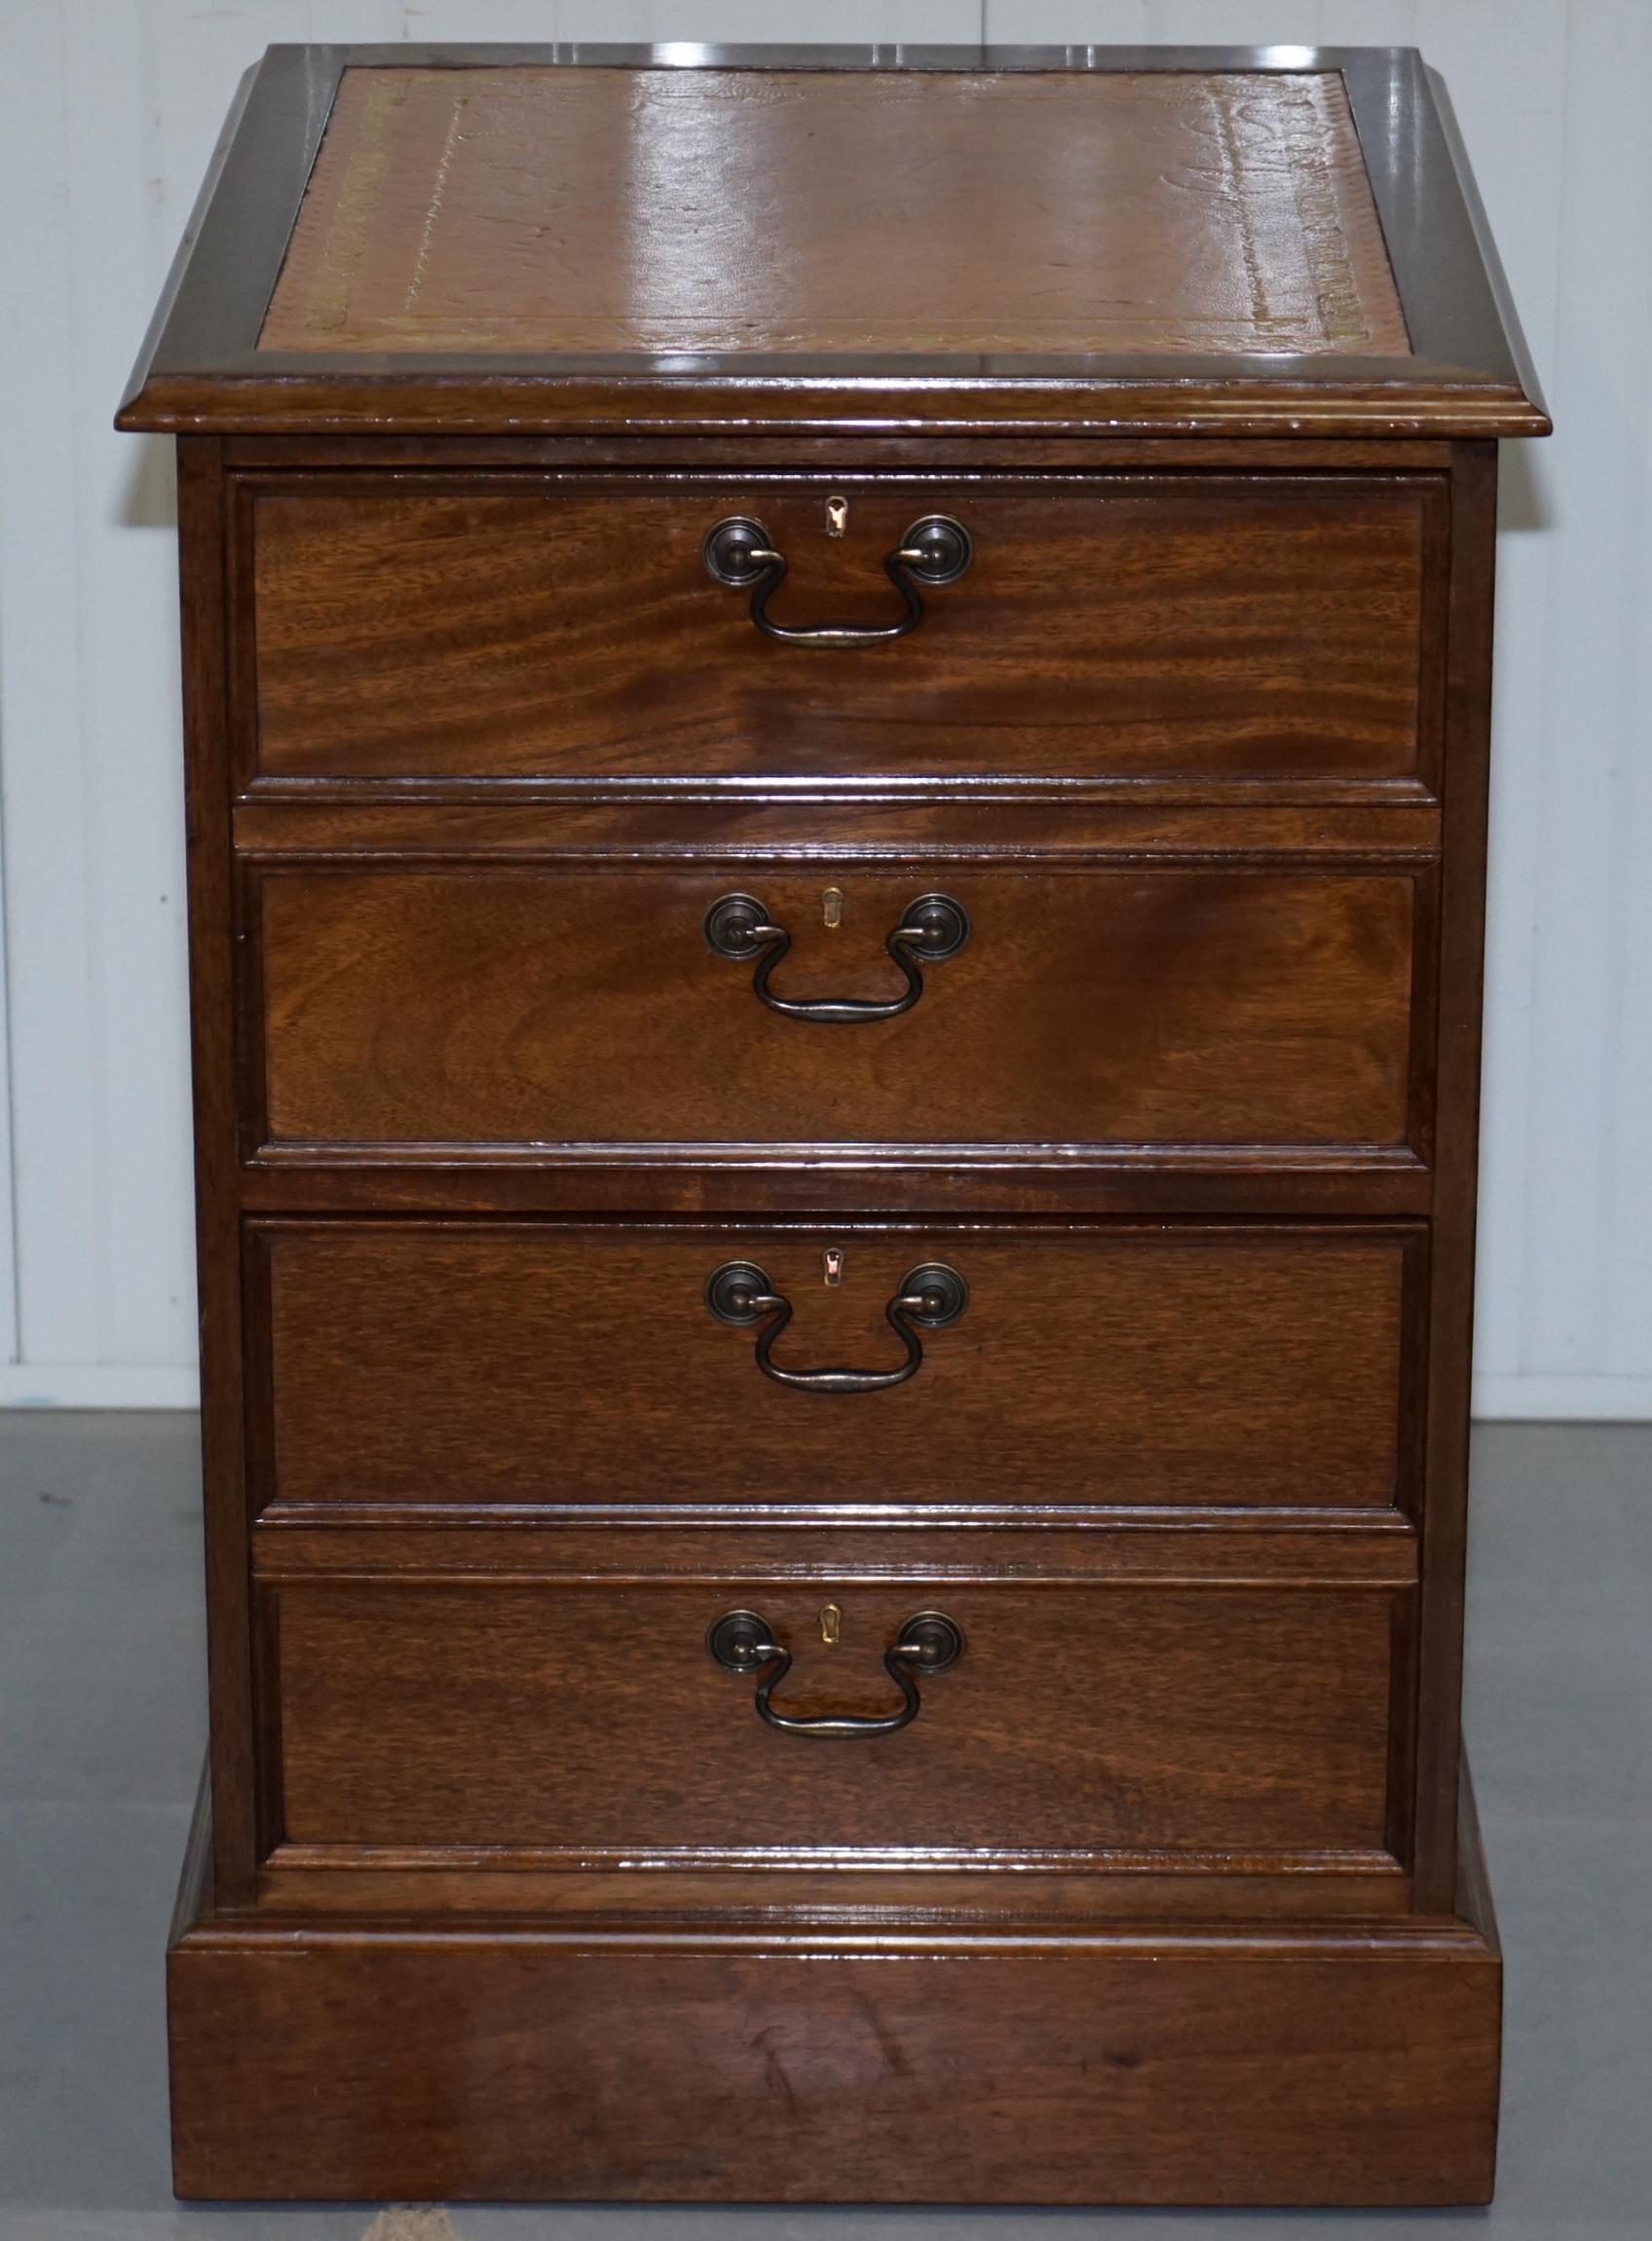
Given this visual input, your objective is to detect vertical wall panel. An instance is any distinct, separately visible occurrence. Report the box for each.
[969,0,1651,1422]
[1321,4,1418,39]
[554,3,978,33]
[1512,1,1650,1402]
[0,5,1648,1415]
[62,0,198,1373]
[0,5,110,1377]
[0,756,14,1373]
[977,3,1152,39]
[1394,0,1568,1395]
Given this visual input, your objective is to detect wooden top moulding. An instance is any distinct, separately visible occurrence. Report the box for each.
[118,44,1550,439]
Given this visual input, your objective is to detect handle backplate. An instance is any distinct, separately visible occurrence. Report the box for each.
[705,1258,967,1395]
[703,890,969,1022]
[706,1608,965,1737]
[701,513,971,644]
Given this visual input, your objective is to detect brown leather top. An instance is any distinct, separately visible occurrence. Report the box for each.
[259,65,1410,359]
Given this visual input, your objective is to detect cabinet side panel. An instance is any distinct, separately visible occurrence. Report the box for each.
[1412,439,1500,1907]
[176,434,256,1903]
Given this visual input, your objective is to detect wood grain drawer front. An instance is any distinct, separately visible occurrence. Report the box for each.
[253,864,1419,1156]
[244,474,1438,787]
[269,1578,1399,1865]
[257,1221,1413,1513]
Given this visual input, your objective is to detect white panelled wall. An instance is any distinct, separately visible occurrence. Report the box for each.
[0,1,1643,1417]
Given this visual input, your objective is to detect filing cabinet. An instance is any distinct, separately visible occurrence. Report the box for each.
[121,43,1547,2204]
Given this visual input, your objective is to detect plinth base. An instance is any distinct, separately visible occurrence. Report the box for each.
[169,1789,1501,2205]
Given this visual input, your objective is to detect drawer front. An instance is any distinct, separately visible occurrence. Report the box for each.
[252,864,1419,1156]
[255,1220,1415,1513]
[244,474,1437,786]
[267,1577,1399,1865]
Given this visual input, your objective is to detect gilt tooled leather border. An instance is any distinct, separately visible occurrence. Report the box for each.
[259,65,1411,359]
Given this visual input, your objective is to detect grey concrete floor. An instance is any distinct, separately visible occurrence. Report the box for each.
[1,1412,1648,2240]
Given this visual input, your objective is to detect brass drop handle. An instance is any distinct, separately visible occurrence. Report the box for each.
[705,1260,968,1395]
[707,1609,965,1737]
[703,891,969,1023]
[701,513,971,645]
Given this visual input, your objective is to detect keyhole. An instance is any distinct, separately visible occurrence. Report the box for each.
[826,495,848,538]
[819,1603,842,1645]
[823,1249,845,1287]
[822,886,844,929]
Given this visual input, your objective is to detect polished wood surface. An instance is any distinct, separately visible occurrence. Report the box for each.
[169,1936,1501,2205]
[252,867,1417,1154]
[117,47,1548,438]
[1412,440,1499,1909]
[174,439,261,1911]
[245,474,1435,784]
[166,1780,1502,2205]
[256,1221,1414,1512]
[269,1577,1396,1861]
[252,1861,1416,1923]
[130,42,1541,2207]
[253,1513,1421,1586]
[165,428,1497,2195]
[261,67,1409,358]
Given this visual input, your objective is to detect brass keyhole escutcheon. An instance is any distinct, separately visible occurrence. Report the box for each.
[822,886,844,929]
[826,494,848,538]
[819,1603,842,1646]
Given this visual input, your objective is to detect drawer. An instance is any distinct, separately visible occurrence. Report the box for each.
[253,1219,1418,1513]
[263,1575,1402,1868]
[249,862,1420,1157]
[243,473,1440,787]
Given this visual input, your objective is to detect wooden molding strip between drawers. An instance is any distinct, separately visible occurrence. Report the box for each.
[264,1840,1408,1879]
[248,1859,1414,1924]
[232,797,1446,847]
[186,1910,1484,1959]
[251,1509,1419,1587]
[219,435,1465,472]
[244,1143,1434,1175]
[231,1158,1435,1218]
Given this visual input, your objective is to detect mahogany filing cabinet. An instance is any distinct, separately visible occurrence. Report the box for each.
[120,45,1550,2205]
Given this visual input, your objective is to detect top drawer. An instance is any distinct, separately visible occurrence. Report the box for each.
[242,473,1441,790]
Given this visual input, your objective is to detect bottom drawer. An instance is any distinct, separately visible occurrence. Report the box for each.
[263,1574,1404,1873]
